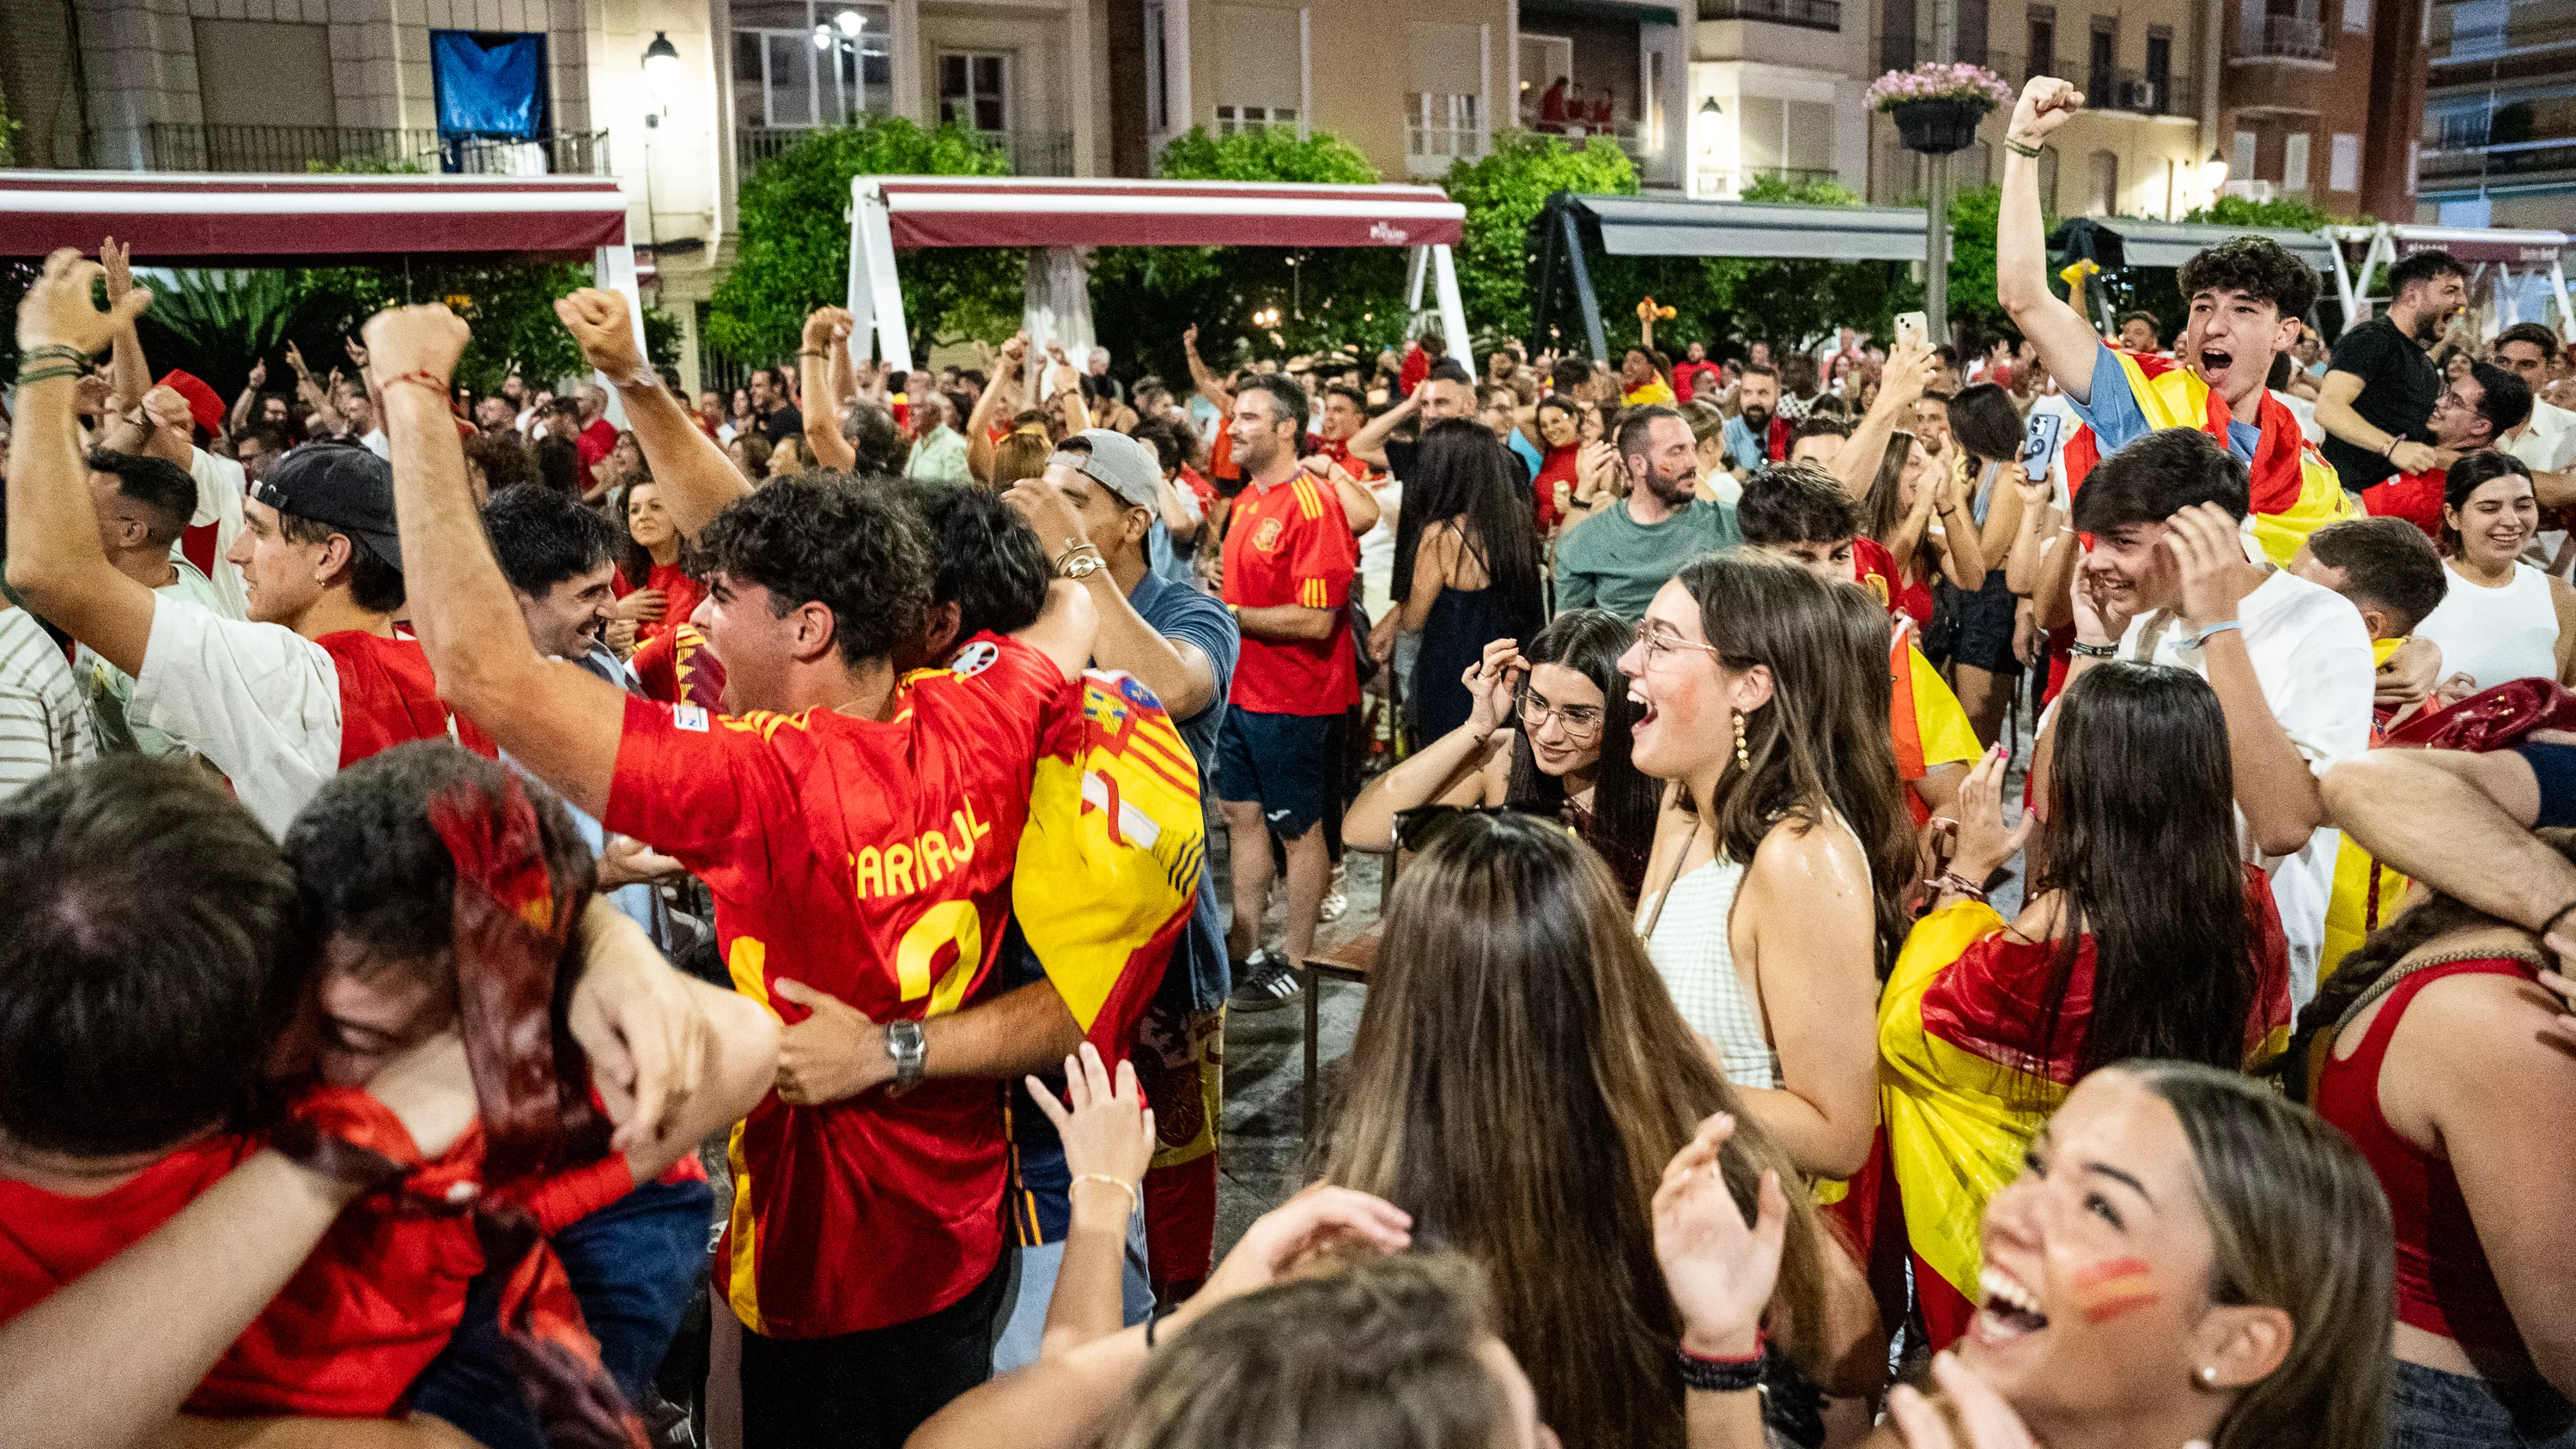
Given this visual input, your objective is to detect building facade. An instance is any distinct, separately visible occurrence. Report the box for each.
[1861,0,2220,221]
[1687,0,1873,197]
[2215,0,2422,221]
[2418,0,2576,228]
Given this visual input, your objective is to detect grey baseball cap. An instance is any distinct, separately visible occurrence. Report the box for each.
[1051,429,1163,510]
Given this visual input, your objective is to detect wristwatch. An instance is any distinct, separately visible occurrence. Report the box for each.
[885,1019,927,1090]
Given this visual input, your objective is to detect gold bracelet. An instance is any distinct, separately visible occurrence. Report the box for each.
[1071,1173,1139,1216]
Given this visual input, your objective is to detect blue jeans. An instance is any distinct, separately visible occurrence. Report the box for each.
[2392,1359,2576,1448]
[988,1210,1154,1374]
[408,1173,715,1448]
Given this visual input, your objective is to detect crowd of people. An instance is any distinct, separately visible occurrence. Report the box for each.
[6,72,2576,1449]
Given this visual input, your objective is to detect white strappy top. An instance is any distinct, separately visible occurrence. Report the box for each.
[1638,811,1868,1091]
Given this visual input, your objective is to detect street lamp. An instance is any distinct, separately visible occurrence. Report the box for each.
[641,32,679,125]
[835,8,867,35]
[2202,148,2231,200]
[1692,96,1723,197]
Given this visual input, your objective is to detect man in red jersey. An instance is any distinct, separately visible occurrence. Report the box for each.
[368,294,1103,1448]
[6,250,489,837]
[1215,374,1360,1010]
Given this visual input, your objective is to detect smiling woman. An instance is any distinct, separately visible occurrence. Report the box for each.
[2412,452,2576,693]
[1880,1063,2393,1449]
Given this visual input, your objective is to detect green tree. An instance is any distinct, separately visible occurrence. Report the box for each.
[2181,193,2345,230]
[1439,130,1637,344]
[1091,126,1408,385]
[1697,174,1898,353]
[709,115,1019,367]
[0,80,21,167]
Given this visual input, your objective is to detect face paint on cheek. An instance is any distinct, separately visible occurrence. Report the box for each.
[2071,1257,2160,1325]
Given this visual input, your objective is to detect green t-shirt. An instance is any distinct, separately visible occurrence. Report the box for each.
[1552,498,1741,619]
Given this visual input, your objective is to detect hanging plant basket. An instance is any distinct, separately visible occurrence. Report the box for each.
[1891,98,1988,155]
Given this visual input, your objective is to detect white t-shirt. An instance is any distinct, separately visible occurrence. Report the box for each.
[2271,388,2326,448]
[2115,567,2373,1006]
[129,596,342,837]
[76,559,230,762]
[185,446,251,621]
[2506,400,2576,475]
[361,428,390,460]
[0,605,98,798]
[1355,476,1404,618]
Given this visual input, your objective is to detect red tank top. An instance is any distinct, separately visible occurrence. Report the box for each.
[2312,955,2535,1352]
[318,632,494,767]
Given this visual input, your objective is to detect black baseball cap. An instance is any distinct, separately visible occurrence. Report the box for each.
[248,441,402,572]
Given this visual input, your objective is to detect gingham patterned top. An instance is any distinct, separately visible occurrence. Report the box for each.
[1639,811,1868,1092]
[1640,853,1774,1088]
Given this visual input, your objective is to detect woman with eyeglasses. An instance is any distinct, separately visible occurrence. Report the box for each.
[1623,553,1914,1181]
[1346,610,1660,896]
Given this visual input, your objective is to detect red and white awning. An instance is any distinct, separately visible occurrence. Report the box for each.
[864,176,1465,250]
[0,172,628,259]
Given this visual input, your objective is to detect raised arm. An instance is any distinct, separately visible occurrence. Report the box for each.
[366,303,629,819]
[1344,639,1517,850]
[97,239,156,454]
[2169,506,2326,856]
[228,359,267,436]
[1347,385,1422,469]
[3,251,161,679]
[799,307,859,473]
[1005,482,1218,718]
[554,289,750,537]
[1832,337,1935,502]
[1181,324,1232,412]
[967,334,1030,483]
[1996,78,2105,405]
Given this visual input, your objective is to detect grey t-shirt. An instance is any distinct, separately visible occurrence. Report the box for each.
[1552,498,1742,619]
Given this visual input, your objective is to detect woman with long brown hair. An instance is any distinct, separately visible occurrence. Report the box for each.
[1321,809,1874,1449]
[1621,553,1914,1182]
[2290,829,2576,1448]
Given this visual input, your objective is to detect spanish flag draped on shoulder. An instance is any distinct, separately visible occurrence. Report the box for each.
[1872,872,2292,1352]
[2060,342,2358,566]
[1011,667,1206,1058]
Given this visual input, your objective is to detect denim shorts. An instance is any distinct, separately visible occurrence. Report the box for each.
[2391,1358,2576,1449]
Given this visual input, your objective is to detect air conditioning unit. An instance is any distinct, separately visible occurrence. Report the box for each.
[2117,79,2159,110]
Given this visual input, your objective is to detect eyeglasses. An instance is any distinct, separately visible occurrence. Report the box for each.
[1631,619,1731,669]
[1516,688,1605,743]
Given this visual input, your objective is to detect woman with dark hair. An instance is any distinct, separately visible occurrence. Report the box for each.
[1879,661,2293,1349]
[1376,418,1546,743]
[1862,1063,2394,1449]
[726,430,772,483]
[1345,610,1659,895]
[532,433,583,498]
[1932,381,2028,744]
[1323,809,1874,1449]
[2409,450,2576,693]
[1862,431,1982,632]
[610,477,703,650]
[1623,553,1916,1181]
[2292,829,2576,1449]
[1529,394,1584,533]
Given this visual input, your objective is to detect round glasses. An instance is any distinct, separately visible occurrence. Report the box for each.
[1517,689,1606,743]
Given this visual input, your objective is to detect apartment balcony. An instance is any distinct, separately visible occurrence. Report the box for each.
[2231,11,2332,62]
[2420,134,2576,187]
[2223,178,2288,199]
[142,122,608,175]
[1698,0,1842,32]
[1405,122,1488,179]
[733,124,1072,180]
[2082,69,2200,117]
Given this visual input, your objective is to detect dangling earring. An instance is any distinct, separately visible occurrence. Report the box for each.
[1733,709,1751,772]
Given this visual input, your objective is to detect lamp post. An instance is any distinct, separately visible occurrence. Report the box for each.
[1692,95,1722,198]
[2202,148,2230,205]
[640,33,677,256]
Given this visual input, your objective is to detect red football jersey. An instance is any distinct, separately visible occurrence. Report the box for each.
[603,632,1070,1339]
[1221,471,1358,716]
[614,562,708,649]
[2363,469,2446,544]
[0,1135,254,1326]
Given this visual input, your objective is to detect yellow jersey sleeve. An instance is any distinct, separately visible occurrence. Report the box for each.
[1909,646,1983,769]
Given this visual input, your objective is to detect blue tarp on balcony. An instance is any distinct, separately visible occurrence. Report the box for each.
[432,31,546,140]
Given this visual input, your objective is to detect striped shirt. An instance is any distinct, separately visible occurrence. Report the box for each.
[0,606,98,798]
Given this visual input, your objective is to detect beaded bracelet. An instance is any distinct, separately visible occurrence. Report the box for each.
[1675,1337,1766,1393]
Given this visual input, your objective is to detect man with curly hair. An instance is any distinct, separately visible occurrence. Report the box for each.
[365,289,1103,1449]
[1998,77,2360,566]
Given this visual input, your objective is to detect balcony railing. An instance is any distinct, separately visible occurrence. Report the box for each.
[2233,11,2329,59]
[143,122,608,175]
[1406,123,1487,163]
[1698,0,1843,31]
[2421,135,2576,182]
[734,123,1072,179]
[2083,70,2196,117]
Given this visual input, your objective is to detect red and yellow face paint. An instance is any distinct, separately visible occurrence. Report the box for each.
[2070,1258,2159,1325]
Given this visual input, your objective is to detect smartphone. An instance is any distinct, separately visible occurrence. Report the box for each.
[1894,311,1928,349]
[2020,409,2062,470]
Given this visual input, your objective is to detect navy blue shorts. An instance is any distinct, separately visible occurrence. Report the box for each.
[1216,708,1335,840]
[2518,740,2576,830]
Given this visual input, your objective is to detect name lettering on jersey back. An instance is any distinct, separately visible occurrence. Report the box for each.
[850,798,996,900]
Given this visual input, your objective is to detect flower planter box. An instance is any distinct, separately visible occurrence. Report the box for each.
[1891,98,1987,155]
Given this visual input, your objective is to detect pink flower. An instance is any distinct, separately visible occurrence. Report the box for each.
[1866,62,2012,112]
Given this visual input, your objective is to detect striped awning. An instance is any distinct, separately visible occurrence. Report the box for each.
[861,175,1466,249]
[0,172,628,258]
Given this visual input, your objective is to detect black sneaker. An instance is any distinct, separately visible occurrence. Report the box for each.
[1228,952,1303,1013]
